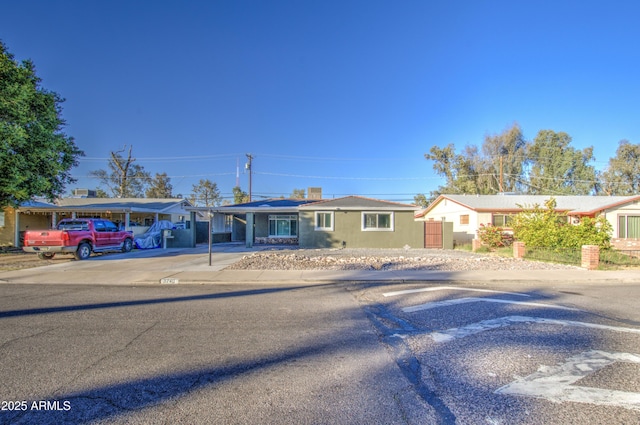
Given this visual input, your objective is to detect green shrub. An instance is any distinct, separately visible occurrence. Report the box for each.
[511,198,611,250]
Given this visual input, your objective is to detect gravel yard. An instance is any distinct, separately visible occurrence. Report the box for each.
[224,247,581,271]
[0,246,581,272]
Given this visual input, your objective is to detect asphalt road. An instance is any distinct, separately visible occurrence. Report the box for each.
[1,248,639,424]
[352,281,640,424]
[0,282,433,424]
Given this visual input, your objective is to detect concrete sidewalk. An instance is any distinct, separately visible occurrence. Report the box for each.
[124,244,640,285]
[142,268,640,285]
[1,244,638,285]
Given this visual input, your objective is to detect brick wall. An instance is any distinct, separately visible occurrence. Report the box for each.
[581,245,600,270]
[513,241,526,259]
[611,238,640,250]
[472,239,482,252]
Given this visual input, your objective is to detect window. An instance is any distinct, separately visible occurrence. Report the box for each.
[224,215,233,232]
[104,221,118,232]
[460,214,469,225]
[315,212,334,231]
[0,211,4,227]
[362,212,394,231]
[94,221,107,232]
[492,214,512,227]
[618,215,640,238]
[268,215,298,237]
[57,220,89,231]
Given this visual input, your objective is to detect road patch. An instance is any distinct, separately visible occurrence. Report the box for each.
[496,350,640,411]
[429,315,640,343]
[403,297,579,313]
[383,286,530,298]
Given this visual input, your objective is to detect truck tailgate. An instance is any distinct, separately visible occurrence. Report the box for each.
[24,230,68,246]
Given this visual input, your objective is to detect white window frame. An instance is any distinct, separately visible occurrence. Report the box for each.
[361,211,394,232]
[268,214,298,238]
[492,214,513,227]
[0,211,4,228]
[315,211,334,231]
[618,214,640,238]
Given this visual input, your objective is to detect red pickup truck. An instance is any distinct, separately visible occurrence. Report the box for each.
[23,218,134,260]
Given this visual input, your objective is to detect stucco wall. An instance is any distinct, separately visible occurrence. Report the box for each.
[416,199,481,245]
[0,207,16,246]
[254,214,269,238]
[603,202,640,238]
[1,209,90,247]
[298,210,423,249]
[0,208,51,247]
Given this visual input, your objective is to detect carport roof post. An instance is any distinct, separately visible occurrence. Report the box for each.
[246,212,254,248]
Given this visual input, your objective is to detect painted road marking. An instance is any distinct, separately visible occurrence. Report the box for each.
[496,350,640,411]
[383,286,530,298]
[430,315,640,343]
[403,297,579,313]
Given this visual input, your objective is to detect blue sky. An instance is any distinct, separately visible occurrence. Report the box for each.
[2,1,639,203]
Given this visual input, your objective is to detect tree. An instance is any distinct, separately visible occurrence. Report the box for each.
[190,179,221,207]
[425,124,526,196]
[95,188,109,198]
[413,193,429,208]
[481,123,527,193]
[600,140,640,195]
[146,172,173,198]
[426,125,598,196]
[0,41,84,207]
[290,188,306,199]
[90,146,150,198]
[526,130,598,195]
[425,144,493,195]
[232,186,249,204]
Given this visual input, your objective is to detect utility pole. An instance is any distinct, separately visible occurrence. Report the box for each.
[499,156,504,193]
[236,157,240,188]
[245,153,253,202]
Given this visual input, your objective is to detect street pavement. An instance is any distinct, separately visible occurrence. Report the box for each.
[0,243,638,286]
[1,244,639,424]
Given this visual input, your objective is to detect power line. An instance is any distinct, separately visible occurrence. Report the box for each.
[254,171,440,181]
[71,172,235,179]
[256,153,416,162]
[79,153,241,162]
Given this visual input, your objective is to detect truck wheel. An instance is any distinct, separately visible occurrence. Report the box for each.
[122,238,133,253]
[38,253,55,260]
[75,243,92,260]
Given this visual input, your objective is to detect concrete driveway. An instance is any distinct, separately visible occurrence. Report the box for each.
[0,244,254,285]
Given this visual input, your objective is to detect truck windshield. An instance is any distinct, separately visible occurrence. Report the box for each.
[57,221,89,231]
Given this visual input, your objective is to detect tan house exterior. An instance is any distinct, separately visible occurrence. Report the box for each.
[1,198,195,247]
[0,202,53,247]
[415,194,640,249]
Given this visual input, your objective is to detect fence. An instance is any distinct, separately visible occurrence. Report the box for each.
[522,246,582,266]
[513,241,640,270]
[599,249,640,269]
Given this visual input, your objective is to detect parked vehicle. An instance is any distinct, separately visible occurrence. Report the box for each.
[22,218,134,260]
